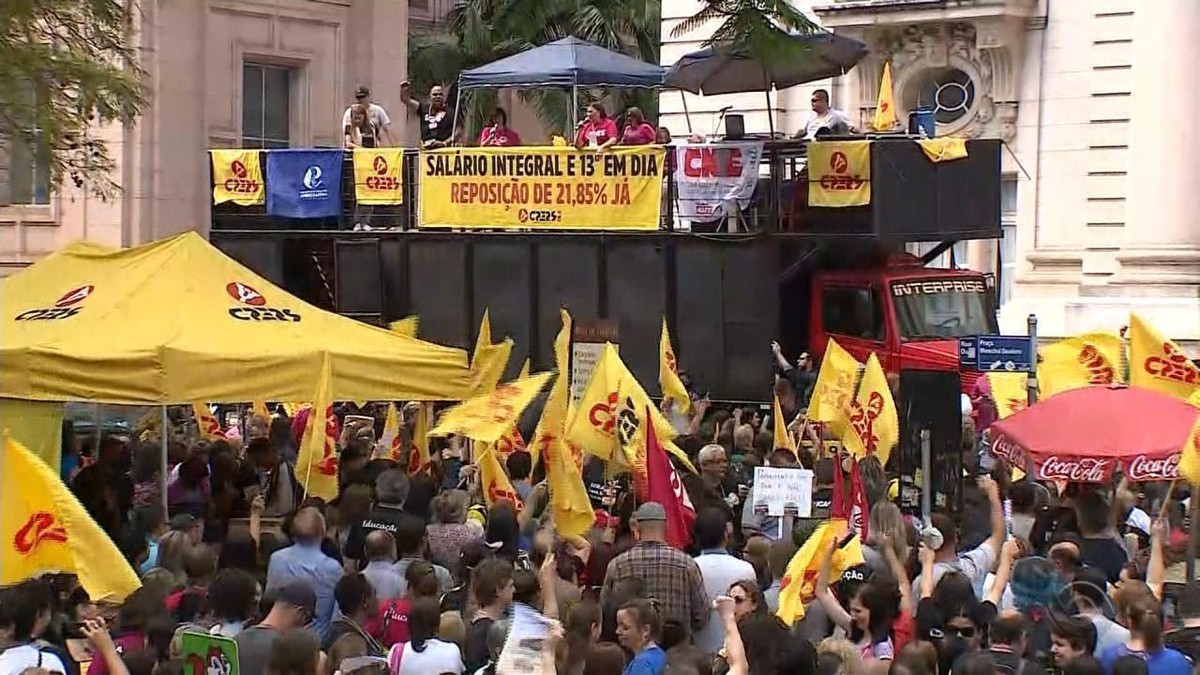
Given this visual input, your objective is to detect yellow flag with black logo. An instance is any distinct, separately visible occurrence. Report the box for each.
[210,150,264,206]
[808,141,871,207]
[353,148,404,205]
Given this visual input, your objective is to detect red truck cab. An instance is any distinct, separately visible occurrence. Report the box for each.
[807,254,998,390]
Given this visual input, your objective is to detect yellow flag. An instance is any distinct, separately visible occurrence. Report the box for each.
[808,339,862,434]
[873,61,897,131]
[776,521,864,625]
[1039,332,1124,399]
[376,403,403,462]
[475,309,494,356]
[531,310,594,535]
[518,358,531,380]
[478,444,523,510]
[773,395,797,455]
[297,358,339,501]
[406,403,433,475]
[430,372,554,443]
[251,400,271,420]
[352,148,404,205]
[192,402,223,440]
[496,363,530,460]
[1181,411,1200,485]
[660,318,690,414]
[565,343,696,474]
[1129,314,1200,402]
[987,372,1029,419]
[210,150,264,206]
[531,310,577,468]
[1,434,141,603]
[389,315,419,338]
[843,353,898,466]
[469,339,514,397]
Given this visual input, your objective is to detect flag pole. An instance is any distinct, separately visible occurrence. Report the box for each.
[160,405,169,512]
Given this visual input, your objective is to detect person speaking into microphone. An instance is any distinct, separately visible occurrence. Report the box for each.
[478,107,521,146]
[574,102,618,151]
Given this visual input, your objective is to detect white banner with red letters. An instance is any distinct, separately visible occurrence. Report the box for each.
[672,141,763,221]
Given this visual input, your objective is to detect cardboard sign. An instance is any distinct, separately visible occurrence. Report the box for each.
[179,631,239,675]
[752,466,814,517]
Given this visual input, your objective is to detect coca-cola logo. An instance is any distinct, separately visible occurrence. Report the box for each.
[1037,456,1111,483]
[990,434,1025,465]
[1125,453,1180,481]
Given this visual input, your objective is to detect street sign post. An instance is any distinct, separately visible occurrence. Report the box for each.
[958,335,1034,373]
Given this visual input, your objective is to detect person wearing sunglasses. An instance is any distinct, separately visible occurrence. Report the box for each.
[235,581,317,675]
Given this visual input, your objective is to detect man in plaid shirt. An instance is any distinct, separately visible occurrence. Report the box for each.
[600,502,709,636]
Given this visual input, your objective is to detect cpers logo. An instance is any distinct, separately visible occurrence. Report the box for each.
[817,150,865,190]
[224,160,260,194]
[225,282,301,322]
[15,285,94,321]
[365,156,400,191]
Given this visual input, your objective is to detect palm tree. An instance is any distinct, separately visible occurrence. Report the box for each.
[407,0,528,137]
[407,0,661,137]
[670,0,823,69]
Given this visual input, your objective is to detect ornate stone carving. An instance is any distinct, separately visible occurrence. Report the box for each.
[875,21,1017,140]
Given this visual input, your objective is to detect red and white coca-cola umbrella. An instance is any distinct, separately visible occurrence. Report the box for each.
[989,385,1199,483]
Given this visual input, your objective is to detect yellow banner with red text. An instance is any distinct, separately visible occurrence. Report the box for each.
[807,141,871,207]
[418,146,664,230]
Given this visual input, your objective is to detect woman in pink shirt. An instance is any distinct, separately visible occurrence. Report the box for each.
[478,107,520,147]
[574,103,618,150]
[620,107,656,146]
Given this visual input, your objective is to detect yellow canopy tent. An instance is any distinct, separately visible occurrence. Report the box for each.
[0,232,469,404]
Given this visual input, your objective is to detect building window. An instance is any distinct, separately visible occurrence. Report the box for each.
[998,177,1018,306]
[902,66,980,135]
[242,64,291,149]
[2,131,52,206]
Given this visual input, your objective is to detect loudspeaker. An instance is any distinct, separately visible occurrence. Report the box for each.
[897,370,963,517]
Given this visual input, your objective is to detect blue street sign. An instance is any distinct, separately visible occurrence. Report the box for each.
[959,337,977,366]
[973,335,1034,372]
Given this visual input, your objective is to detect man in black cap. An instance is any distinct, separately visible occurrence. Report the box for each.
[235,581,317,674]
[341,85,395,146]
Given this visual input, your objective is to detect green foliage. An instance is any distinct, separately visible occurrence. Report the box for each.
[0,0,148,200]
[407,0,661,138]
[670,0,824,74]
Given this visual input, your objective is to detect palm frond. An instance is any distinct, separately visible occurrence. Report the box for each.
[671,4,726,39]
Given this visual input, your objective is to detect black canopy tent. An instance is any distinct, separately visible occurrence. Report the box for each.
[664,31,868,135]
[453,36,666,135]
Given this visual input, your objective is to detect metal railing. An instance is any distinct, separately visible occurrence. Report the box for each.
[209,142,815,234]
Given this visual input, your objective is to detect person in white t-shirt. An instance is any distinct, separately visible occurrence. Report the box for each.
[794,89,855,140]
[387,597,464,675]
[341,85,394,147]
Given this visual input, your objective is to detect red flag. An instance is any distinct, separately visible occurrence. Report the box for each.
[645,407,695,550]
[849,459,869,542]
[831,452,848,520]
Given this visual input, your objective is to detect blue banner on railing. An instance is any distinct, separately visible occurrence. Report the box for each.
[266,149,344,218]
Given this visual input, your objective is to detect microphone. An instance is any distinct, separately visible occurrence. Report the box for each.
[575,118,587,129]
[717,105,734,113]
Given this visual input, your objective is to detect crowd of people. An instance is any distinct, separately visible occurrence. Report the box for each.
[2,354,1198,675]
[340,82,673,153]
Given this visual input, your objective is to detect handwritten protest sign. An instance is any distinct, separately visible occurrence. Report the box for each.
[752,467,814,517]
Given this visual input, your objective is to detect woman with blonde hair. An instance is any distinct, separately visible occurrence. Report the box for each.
[153,530,193,583]
[865,502,910,574]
